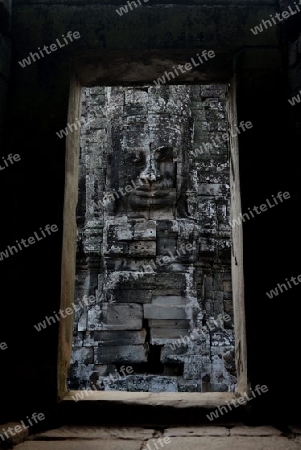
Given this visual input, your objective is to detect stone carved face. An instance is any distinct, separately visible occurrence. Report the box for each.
[107,143,179,220]
[127,145,176,212]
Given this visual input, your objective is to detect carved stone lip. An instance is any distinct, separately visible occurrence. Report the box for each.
[132,189,169,198]
[134,185,159,191]
[134,184,172,196]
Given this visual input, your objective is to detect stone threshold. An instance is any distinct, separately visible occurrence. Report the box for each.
[58,392,244,426]
[62,391,236,407]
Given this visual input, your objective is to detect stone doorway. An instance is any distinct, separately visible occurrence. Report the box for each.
[67,84,237,393]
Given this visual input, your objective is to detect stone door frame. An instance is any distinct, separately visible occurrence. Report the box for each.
[57,50,248,408]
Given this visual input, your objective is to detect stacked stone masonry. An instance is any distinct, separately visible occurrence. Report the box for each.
[68,84,236,393]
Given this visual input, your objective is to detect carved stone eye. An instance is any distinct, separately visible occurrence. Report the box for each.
[126,154,143,164]
[154,146,173,161]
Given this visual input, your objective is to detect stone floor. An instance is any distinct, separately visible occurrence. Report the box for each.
[9,425,301,449]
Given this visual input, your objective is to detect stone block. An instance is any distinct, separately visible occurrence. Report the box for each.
[127,241,156,256]
[124,105,147,117]
[125,89,148,105]
[164,426,229,437]
[73,332,84,347]
[195,121,210,136]
[70,347,94,365]
[93,365,108,377]
[109,88,124,105]
[207,110,226,122]
[197,161,229,184]
[69,363,95,388]
[178,380,200,392]
[229,426,282,436]
[148,319,190,329]
[15,440,143,449]
[126,115,148,125]
[103,378,128,391]
[89,118,107,129]
[183,355,211,380]
[199,238,216,254]
[133,220,156,239]
[105,221,132,241]
[111,289,152,303]
[34,426,155,440]
[126,375,149,392]
[161,344,188,363]
[150,327,190,340]
[105,271,156,290]
[201,85,226,98]
[152,296,188,306]
[78,311,88,332]
[149,376,178,392]
[83,331,97,346]
[156,220,179,232]
[198,183,227,197]
[104,257,157,271]
[155,273,187,290]
[87,305,103,331]
[96,345,147,364]
[144,305,191,320]
[156,235,177,255]
[155,436,301,450]
[212,272,224,291]
[103,303,143,330]
[94,329,147,346]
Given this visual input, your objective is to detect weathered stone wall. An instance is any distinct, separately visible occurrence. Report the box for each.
[69,84,236,392]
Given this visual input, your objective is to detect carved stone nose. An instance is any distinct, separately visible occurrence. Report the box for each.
[140,156,160,182]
